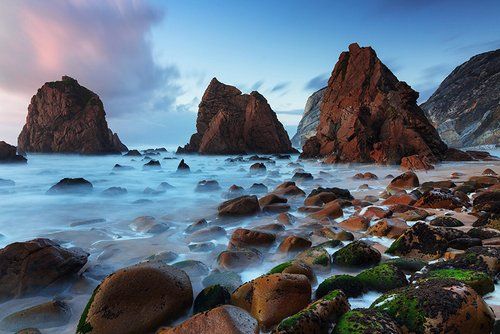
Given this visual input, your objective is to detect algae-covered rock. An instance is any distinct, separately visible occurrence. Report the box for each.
[356,264,408,292]
[268,261,315,282]
[414,268,494,295]
[423,246,499,276]
[316,275,365,298]
[296,246,331,272]
[274,290,350,334]
[384,258,427,273]
[332,308,402,334]
[332,241,381,267]
[429,216,464,227]
[371,279,494,334]
[193,285,231,313]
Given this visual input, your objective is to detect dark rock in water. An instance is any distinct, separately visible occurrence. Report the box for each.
[145,251,178,264]
[316,274,365,298]
[429,216,464,227]
[47,178,93,195]
[248,183,268,194]
[76,262,193,334]
[130,216,169,234]
[102,187,127,196]
[193,285,231,314]
[69,218,106,227]
[217,249,263,271]
[218,195,260,216]
[291,172,313,182]
[202,270,242,292]
[143,159,161,169]
[0,238,88,301]
[301,43,447,164]
[177,159,190,172]
[0,141,27,163]
[0,178,15,187]
[172,260,209,278]
[0,300,71,332]
[356,263,408,292]
[124,149,141,156]
[185,219,209,234]
[291,87,326,147]
[195,180,221,192]
[15,328,41,334]
[332,308,402,334]
[421,49,500,147]
[177,78,296,154]
[307,187,353,200]
[18,76,127,154]
[158,182,175,191]
[189,242,216,252]
[112,164,133,171]
[228,228,276,250]
[249,162,266,173]
[332,241,381,267]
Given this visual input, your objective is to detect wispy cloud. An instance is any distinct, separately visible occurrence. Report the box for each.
[270,82,290,93]
[304,73,328,91]
[251,80,264,91]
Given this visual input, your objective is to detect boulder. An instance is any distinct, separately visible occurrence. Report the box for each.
[177,159,190,172]
[157,305,258,334]
[332,241,381,267]
[273,181,306,197]
[356,264,408,292]
[267,261,315,282]
[387,172,419,192]
[0,238,88,301]
[414,189,466,209]
[316,275,365,298]
[0,300,71,332]
[412,268,494,295]
[0,141,27,163]
[193,285,231,314]
[18,76,126,153]
[300,43,447,164]
[76,262,193,334]
[195,180,221,192]
[217,250,262,272]
[371,279,494,334]
[296,246,331,272]
[177,78,295,154]
[218,196,260,216]
[231,273,311,328]
[278,236,312,254]
[228,228,276,250]
[332,308,402,334]
[400,154,434,171]
[366,218,408,238]
[47,178,93,194]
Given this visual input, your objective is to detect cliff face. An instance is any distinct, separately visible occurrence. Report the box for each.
[301,43,448,164]
[18,76,127,154]
[291,87,326,147]
[0,141,26,163]
[421,49,500,148]
[177,78,296,155]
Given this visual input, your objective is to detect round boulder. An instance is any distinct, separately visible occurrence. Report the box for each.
[332,241,381,267]
[332,308,402,334]
[356,264,408,292]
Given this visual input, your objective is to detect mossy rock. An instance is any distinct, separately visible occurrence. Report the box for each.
[414,269,494,295]
[357,264,408,292]
[384,258,427,273]
[296,246,331,271]
[332,308,402,334]
[371,279,494,334]
[202,270,242,292]
[316,239,343,248]
[332,241,381,267]
[274,290,349,334]
[268,261,293,274]
[429,216,464,227]
[424,246,499,276]
[193,284,231,313]
[316,274,365,298]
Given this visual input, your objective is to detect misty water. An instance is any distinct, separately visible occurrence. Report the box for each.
[0,149,499,333]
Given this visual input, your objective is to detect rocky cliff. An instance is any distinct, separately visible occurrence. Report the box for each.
[421,49,499,148]
[0,141,26,163]
[177,78,295,154]
[18,76,127,154]
[301,43,448,164]
[291,87,326,147]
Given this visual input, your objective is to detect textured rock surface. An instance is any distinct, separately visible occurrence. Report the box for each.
[0,141,26,163]
[301,43,447,164]
[177,78,295,154]
[291,87,326,147]
[18,76,127,154]
[421,49,500,148]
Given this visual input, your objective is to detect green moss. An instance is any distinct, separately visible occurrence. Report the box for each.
[357,264,408,292]
[371,293,425,333]
[76,285,100,334]
[313,253,330,266]
[268,261,292,274]
[333,310,372,333]
[386,236,403,254]
[316,274,365,298]
[332,241,380,267]
[423,269,494,295]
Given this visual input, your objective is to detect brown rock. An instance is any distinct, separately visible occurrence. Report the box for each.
[18,76,126,154]
[381,193,417,206]
[387,171,419,192]
[157,305,258,334]
[259,193,287,206]
[278,236,312,254]
[400,154,434,171]
[217,250,262,271]
[0,141,26,163]
[231,274,311,328]
[361,206,392,220]
[277,213,296,225]
[300,43,447,163]
[177,78,295,154]
[414,190,466,209]
[228,228,276,250]
[367,218,409,238]
[0,239,88,301]
[218,196,260,216]
[309,201,343,219]
[304,192,338,206]
[273,182,306,197]
[338,216,370,231]
[77,262,193,334]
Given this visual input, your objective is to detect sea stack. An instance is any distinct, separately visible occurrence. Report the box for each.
[301,43,448,164]
[291,87,326,147]
[421,49,500,148]
[177,78,296,155]
[18,76,127,154]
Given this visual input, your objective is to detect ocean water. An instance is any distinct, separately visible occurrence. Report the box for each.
[0,150,498,333]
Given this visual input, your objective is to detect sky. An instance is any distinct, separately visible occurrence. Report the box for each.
[0,0,499,147]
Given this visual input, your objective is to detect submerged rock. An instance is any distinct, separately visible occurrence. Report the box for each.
[0,300,71,332]
[193,284,231,314]
[218,195,260,216]
[47,178,93,194]
[0,141,27,163]
[0,238,88,301]
[18,76,126,154]
[76,262,193,334]
[177,78,295,154]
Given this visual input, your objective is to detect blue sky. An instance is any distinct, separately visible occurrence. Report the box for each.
[0,0,499,146]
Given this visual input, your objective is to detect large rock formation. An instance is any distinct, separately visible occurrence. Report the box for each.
[18,76,127,154]
[177,78,295,154]
[301,43,448,164]
[0,141,26,163]
[291,87,326,147]
[421,49,500,148]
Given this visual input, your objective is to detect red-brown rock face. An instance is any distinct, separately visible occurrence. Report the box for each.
[178,78,295,154]
[301,43,448,164]
[18,76,127,154]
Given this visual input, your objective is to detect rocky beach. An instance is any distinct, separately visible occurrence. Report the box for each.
[0,2,499,333]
